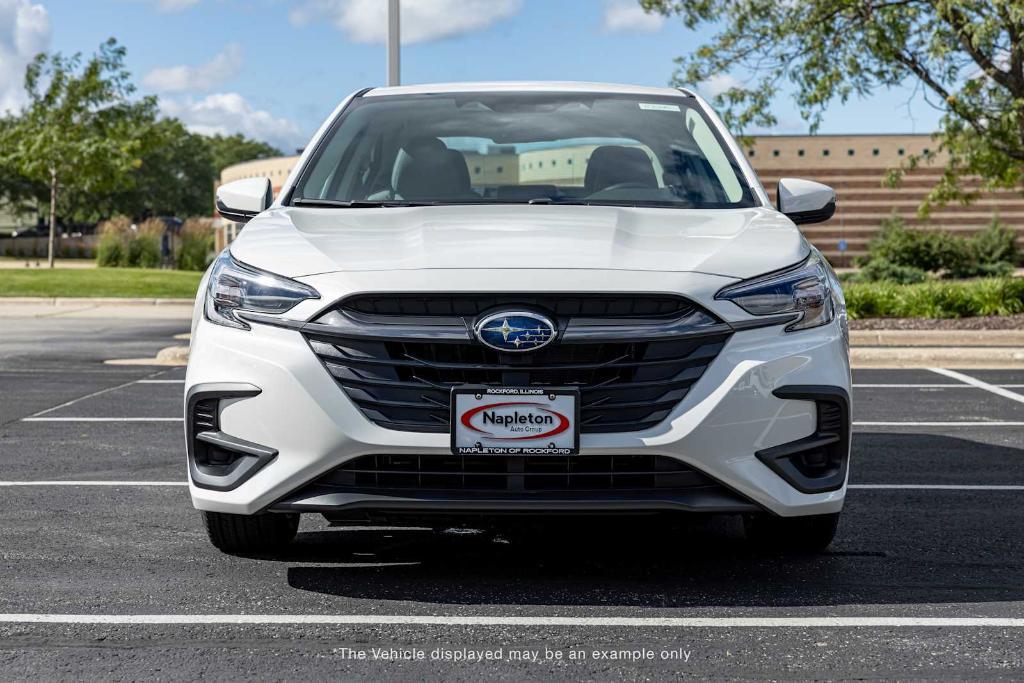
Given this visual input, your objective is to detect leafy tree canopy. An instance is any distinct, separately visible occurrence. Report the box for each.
[0,38,284,225]
[206,133,283,178]
[0,38,157,221]
[642,0,1024,211]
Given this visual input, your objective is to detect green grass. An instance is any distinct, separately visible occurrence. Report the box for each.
[844,277,1024,319]
[0,267,204,298]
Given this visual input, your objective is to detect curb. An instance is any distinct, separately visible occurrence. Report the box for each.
[851,346,1024,369]
[105,345,190,367]
[850,329,1024,347]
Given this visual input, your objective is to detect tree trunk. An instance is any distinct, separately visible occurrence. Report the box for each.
[47,167,57,269]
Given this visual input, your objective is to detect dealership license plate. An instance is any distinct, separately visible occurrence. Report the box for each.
[451,387,580,456]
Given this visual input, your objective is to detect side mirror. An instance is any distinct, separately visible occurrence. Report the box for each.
[215,177,273,224]
[777,178,836,225]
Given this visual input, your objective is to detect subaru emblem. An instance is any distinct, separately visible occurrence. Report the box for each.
[474,311,556,353]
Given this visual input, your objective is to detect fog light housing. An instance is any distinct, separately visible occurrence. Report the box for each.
[755,386,850,494]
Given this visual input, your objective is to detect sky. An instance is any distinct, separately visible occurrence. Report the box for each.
[0,0,943,153]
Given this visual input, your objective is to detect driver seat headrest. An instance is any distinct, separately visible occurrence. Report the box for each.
[584,145,657,193]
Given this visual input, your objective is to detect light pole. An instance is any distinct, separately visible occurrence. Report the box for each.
[387,0,400,86]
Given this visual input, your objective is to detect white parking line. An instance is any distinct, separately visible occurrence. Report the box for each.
[26,376,157,418]
[21,417,182,422]
[849,484,1024,491]
[929,368,1024,405]
[854,421,1024,427]
[0,614,1022,627]
[136,379,185,384]
[0,481,188,487]
[854,384,1024,389]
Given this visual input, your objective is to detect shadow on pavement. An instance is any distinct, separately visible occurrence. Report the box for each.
[276,432,1024,608]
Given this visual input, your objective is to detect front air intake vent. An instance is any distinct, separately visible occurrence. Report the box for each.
[191,398,219,435]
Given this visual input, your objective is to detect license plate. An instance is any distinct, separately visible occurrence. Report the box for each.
[451,387,580,456]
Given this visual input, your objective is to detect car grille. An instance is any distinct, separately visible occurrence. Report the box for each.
[341,293,696,318]
[305,294,730,434]
[316,453,717,492]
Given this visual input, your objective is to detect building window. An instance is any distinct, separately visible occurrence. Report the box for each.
[474,166,481,174]
[496,166,503,173]
[748,150,755,157]
[897,148,905,156]
[847,149,855,156]
[772,150,780,157]
[923,148,930,155]
[567,158,573,165]
[823,149,830,156]
[872,148,880,156]
[551,159,557,167]
[798,149,805,157]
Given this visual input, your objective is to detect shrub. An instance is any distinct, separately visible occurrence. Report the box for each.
[126,232,161,268]
[95,216,168,268]
[861,213,968,272]
[861,213,1021,280]
[844,278,1024,319]
[970,218,1019,266]
[855,258,928,284]
[96,216,133,267]
[945,260,1015,279]
[177,218,214,271]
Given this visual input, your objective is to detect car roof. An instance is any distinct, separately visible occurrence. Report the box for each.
[363,81,693,98]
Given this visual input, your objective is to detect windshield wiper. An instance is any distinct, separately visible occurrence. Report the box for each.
[292,198,436,208]
[526,197,591,205]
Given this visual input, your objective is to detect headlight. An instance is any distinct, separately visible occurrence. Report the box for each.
[205,250,319,330]
[716,249,841,333]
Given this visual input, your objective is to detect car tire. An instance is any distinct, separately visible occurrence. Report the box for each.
[743,512,840,554]
[202,511,299,554]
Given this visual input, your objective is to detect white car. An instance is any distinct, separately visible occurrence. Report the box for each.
[187,82,850,555]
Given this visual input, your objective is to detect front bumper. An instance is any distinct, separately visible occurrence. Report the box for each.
[185,298,851,518]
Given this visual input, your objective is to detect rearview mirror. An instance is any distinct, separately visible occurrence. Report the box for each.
[216,177,273,224]
[777,178,836,225]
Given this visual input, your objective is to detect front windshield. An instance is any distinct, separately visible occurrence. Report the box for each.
[289,91,757,209]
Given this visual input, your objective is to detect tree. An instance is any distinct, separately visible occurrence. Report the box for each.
[642,0,1024,212]
[0,38,156,266]
[107,119,215,219]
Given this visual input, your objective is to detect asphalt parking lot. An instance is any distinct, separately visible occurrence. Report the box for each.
[1,315,1024,680]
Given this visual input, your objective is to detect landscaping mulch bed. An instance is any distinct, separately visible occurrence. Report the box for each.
[851,314,1024,330]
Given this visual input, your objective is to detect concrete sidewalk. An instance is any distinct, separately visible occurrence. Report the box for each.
[0,299,193,319]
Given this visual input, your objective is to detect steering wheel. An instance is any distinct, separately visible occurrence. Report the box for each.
[596,182,652,193]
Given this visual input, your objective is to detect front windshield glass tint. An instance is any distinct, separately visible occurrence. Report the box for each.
[291,92,757,209]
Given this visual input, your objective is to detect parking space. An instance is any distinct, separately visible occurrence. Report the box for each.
[2,316,1024,678]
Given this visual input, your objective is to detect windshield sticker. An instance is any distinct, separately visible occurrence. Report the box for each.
[638,102,681,112]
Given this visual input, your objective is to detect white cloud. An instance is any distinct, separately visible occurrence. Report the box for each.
[602,0,663,33]
[0,0,51,113]
[142,44,242,93]
[161,92,301,150]
[289,0,522,44]
[155,0,199,11]
[700,74,742,98]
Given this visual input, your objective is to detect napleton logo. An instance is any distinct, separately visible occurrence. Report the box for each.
[459,401,570,440]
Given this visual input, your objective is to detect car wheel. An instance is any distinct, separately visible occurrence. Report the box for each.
[202,511,299,554]
[743,512,840,554]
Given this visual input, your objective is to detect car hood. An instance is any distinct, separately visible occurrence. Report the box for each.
[229,205,809,280]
